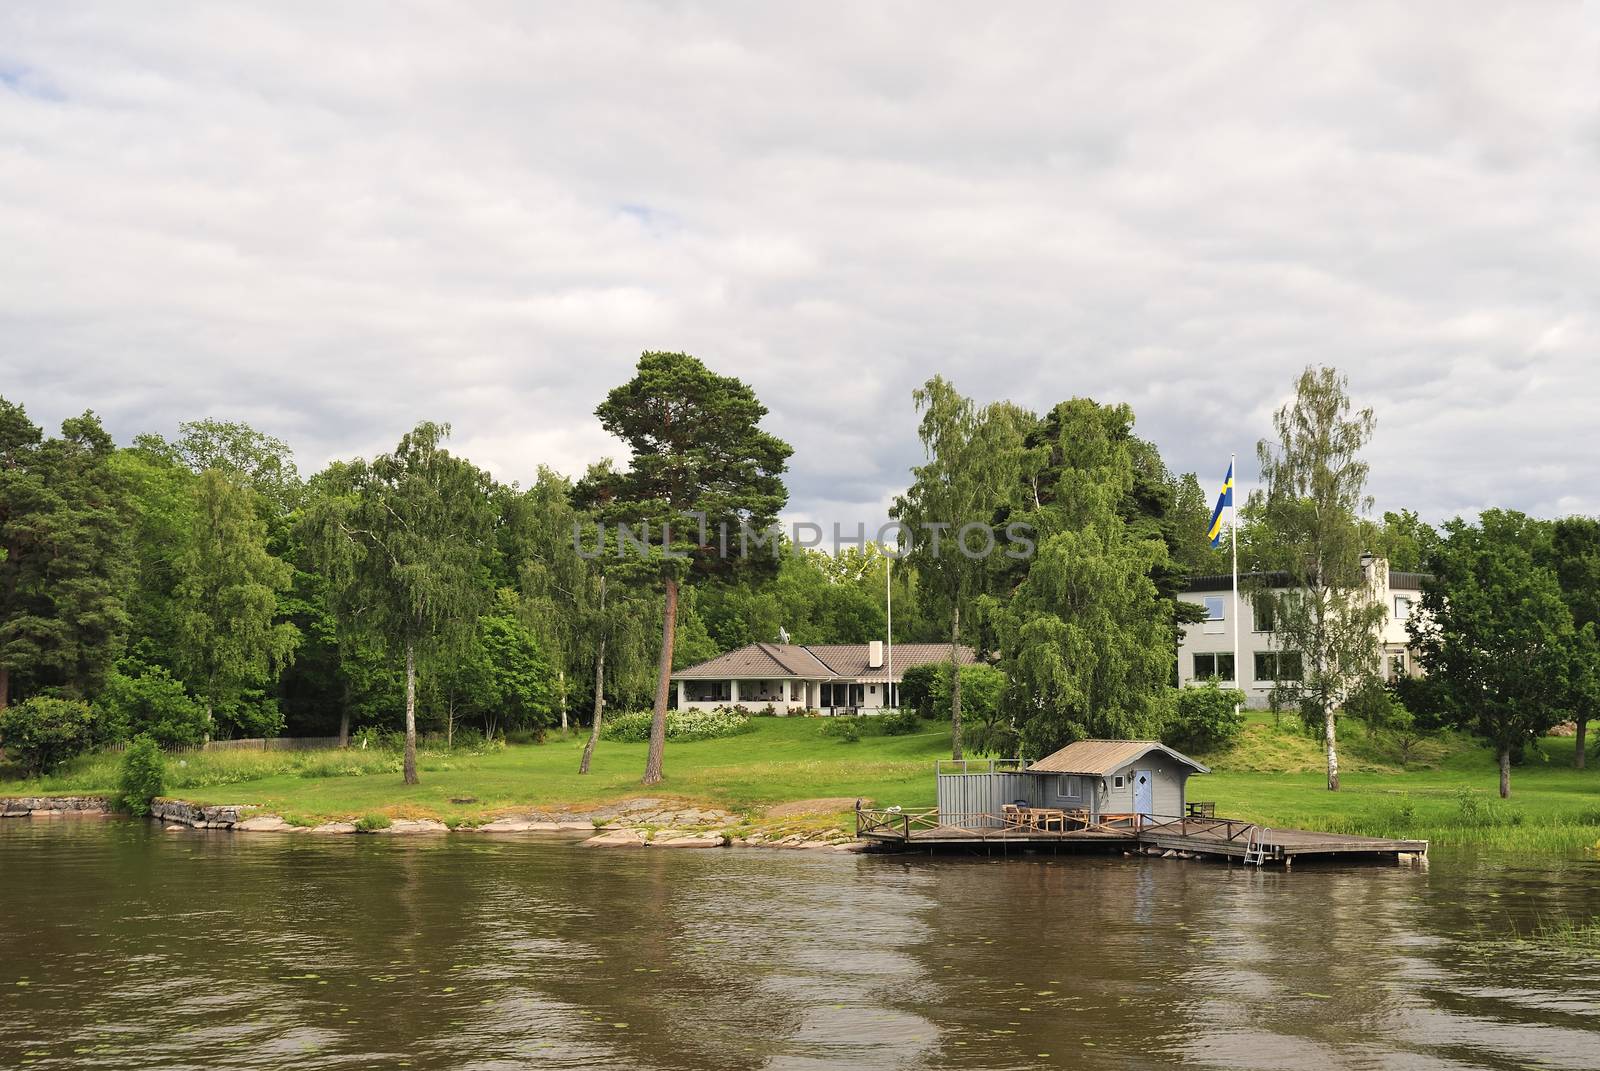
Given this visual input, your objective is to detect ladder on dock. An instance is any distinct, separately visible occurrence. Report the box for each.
[1242,825,1269,866]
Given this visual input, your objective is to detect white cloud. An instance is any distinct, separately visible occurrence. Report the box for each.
[2,2,1598,527]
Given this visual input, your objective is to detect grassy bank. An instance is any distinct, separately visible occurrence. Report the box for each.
[3,715,1597,854]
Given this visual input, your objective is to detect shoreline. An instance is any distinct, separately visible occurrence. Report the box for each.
[0,794,869,853]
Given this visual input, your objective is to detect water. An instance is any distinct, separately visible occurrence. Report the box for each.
[2,820,1597,1070]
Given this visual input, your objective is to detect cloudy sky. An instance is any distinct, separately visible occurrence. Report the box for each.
[3,3,1598,530]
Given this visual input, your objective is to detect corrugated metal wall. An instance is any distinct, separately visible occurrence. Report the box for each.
[935,773,1041,828]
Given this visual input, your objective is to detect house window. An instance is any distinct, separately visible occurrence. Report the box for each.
[1192,652,1235,681]
[1056,774,1080,798]
[1389,652,1408,679]
[1202,596,1225,621]
[1254,651,1303,682]
[1394,595,1413,621]
[1113,774,1125,789]
[1253,599,1276,633]
[869,684,876,694]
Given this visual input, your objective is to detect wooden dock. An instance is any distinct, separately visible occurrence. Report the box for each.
[855,806,1427,865]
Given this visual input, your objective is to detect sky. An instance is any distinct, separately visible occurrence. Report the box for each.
[3,3,1599,532]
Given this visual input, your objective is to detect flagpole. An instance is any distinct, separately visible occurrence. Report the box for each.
[1230,452,1240,698]
[885,547,894,708]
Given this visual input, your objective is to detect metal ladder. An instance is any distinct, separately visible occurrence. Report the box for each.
[1242,825,1269,866]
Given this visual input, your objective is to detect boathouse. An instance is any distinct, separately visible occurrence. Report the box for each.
[934,740,1209,828]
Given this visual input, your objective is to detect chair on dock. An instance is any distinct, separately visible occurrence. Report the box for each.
[1186,801,1216,819]
[1000,803,1024,829]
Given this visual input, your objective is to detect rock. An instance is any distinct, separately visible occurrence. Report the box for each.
[476,818,535,833]
[831,841,869,853]
[796,840,835,851]
[581,828,647,848]
[310,822,357,835]
[379,819,449,835]
[620,798,663,813]
[235,815,294,832]
[652,831,725,849]
[164,824,186,832]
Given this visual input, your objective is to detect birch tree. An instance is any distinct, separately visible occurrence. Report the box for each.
[892,378,1022,759]
[1249,366,1385,791]
[301,423,493,784]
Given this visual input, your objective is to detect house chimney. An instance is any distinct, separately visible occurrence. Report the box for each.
[868,639,884,669]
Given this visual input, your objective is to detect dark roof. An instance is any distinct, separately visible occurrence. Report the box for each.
[1185,571,1289,593]
[1028,740,1210,776]
[672,641,975,681]
[1185,568,1432,594]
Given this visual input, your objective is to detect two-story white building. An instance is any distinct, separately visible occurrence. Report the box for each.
[1176,554,1424,707]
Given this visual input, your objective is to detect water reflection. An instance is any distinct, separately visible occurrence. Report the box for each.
[1,822,1596,1070]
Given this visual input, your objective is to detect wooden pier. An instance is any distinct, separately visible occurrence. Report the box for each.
[854,806,1427,865]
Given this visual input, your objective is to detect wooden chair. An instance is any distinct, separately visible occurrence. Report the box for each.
[1186,801,1216,819]
[1000,804,1023,829]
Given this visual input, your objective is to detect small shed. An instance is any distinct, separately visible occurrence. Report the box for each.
[1026,740,1209,821]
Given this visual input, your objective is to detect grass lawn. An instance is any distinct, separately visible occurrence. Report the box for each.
[3,714,1597,853]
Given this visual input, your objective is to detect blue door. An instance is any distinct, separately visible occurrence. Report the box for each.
[1133,769,1153,819]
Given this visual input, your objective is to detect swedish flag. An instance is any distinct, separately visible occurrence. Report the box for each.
[1206,462,1233,548]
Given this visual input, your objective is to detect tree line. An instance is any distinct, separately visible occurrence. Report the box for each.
[2,355,1595,797]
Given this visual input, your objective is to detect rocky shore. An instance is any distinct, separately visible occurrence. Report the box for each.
[1,794,867,853]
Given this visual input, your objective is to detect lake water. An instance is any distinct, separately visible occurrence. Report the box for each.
[2,820,1597,1070]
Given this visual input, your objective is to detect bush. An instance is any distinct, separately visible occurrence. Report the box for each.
[354,813,392,832]
[899,664,943,720]
[118,735,165,816]
[821,718,861,743]
[1163,681,1246,753]
[97,665,208,748]
[600,708,753,743]
[881,707,922,736]
[0,697,101,775]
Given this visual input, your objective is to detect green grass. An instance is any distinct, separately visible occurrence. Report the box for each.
[3,714,1597,854]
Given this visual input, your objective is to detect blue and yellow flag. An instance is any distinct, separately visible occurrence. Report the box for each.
[1206,462,1233,548]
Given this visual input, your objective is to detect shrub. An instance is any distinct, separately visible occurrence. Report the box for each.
[0,697,101,775]
[600,708,753,743]
[505,727,543,746]
[899,664,943,720]
[97,664,208,748]
[881,707,922,736]
[118,735,166,816]
[354,813,392,832]
[1163,681,1247,753]
[821,718,861,743]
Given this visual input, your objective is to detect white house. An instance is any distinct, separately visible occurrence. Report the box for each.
[672,640,976,714]
[1177,554,1425,707]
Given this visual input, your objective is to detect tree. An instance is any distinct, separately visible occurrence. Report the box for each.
[172,469,300,738]
[1410,510,1577,797]
[984,397,1176,759]
[1547,517,1600,769]
[0,401,133,708]
[1248,366,1385,791]
[892,378,1023,759]
[301,423,495,784]
[97,662,209,747]
[1371,509,1437,573]
[575,352,791,785]
[0,696,101,775]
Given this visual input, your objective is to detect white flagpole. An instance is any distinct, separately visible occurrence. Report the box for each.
[1230,453,1240,695]
[885,547,894,708]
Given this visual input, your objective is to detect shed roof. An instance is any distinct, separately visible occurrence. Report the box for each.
[1027,740,1210,776]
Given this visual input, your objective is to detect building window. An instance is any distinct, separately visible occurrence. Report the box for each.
[1202,596,1225,621]
[1389,652,1408,679]
[1394,595,1414,621]
[1113,775,1125,789]
[1254,651,1304,682]
[1057,774,1080,798]
[1253,599,1276,633]
[869,684,876,694]
[1192,653,1236,681]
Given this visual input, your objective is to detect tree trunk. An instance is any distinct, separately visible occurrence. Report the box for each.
[204,700,213,745]
[949,605,964,762]
[643,577,678,785]
[581,575,607,775]
[0,664,8,710]
[446,694,455,750]
[338,676,351,748]
[1324,707,1339,791]
[403,639,419,785]
[1576,715,1588,771]
[559,669,568,733]
[1499,745,1511,798]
